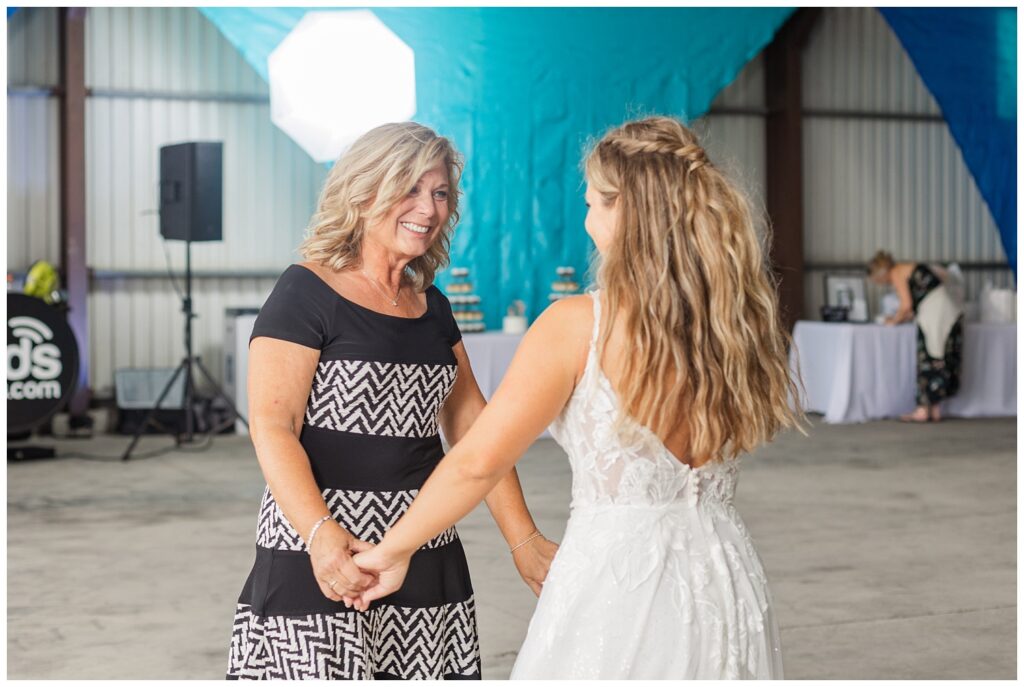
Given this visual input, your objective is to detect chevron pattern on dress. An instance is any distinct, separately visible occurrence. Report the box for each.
[227,599,480,680]
[367,597,480,679]
[227,603,372,679]
[256,486,458,552]
[305,360,458,437]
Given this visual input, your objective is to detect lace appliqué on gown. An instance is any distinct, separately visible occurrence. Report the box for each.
[510,292,784,680]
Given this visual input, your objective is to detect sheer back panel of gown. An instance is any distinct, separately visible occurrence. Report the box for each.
[510,291,784,679]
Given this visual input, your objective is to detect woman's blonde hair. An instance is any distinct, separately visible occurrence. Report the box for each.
[300,122,464,291]
[584,116,804,462]
[867,250,895,275]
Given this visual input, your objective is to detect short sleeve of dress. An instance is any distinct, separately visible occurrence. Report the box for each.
[431,286,463,347]
[250,265,331,350]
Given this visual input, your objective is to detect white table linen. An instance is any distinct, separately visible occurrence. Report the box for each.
[459,331,551,439]
[461,332,523,400]
[790,321,1016,423]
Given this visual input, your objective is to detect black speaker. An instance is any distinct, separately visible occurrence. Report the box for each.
[159,141,223,242]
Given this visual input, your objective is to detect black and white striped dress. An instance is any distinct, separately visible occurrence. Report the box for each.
[227,264,480,680]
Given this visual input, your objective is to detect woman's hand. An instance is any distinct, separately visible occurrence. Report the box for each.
[308,521,377,606]
[512,536,559,596]
[350,545,413,611]
[885,310,911,326]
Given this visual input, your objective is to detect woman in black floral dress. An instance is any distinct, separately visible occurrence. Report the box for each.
[868,251,964,422]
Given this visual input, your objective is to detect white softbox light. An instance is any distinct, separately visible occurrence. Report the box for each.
[269,11,416,163]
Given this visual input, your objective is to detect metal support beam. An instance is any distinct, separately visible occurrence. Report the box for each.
[764,8,821,332]
[806,261,1012,273]
[90,269,282,281]
[803,108,945,123]
[87,87,269,104]
[59,7,91,417]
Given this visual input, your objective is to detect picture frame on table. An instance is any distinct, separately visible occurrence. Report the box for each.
[823,274,870,323]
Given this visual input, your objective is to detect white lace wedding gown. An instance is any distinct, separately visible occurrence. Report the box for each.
[510,292,784,679]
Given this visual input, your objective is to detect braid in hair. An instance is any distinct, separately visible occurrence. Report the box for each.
[605,136,708,174]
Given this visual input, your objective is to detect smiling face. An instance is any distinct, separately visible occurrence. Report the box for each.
[584,182,618,255]
[364,164,452,262]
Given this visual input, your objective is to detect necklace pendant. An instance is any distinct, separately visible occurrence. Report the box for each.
[359,269,402,308]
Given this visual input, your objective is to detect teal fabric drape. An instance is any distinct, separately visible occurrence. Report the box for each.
[201,7,793,325]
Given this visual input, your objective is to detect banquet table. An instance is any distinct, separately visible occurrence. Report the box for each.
[459,331,552,439]
[461,332,524,400]
[790,320,1016,424]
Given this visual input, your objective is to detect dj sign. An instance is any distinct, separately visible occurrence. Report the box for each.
[7,293,79,433]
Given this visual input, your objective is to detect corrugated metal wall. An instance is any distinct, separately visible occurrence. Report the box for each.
[85,8,266,96]
[84,8,327,394]
[702,54,767,219]
[7,7,328,397]
[7,95,61,268]
[88,276,280,402]
[7,7,60,85]
[7,8,62,269]
[805,8,940,115]
[86,96,320,272]
[802,7,1013,320]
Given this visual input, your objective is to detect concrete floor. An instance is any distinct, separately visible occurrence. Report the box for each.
[6,416,1016,679]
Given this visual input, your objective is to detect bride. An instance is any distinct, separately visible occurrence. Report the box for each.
[350,116,804,679]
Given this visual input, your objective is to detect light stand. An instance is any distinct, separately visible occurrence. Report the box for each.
[121,238,248,461]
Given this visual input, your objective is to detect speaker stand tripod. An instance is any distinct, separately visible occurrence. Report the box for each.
[122,239,248,461]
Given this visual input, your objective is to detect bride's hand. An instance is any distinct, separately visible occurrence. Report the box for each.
[350,546,412,611]
[512,536,559,596]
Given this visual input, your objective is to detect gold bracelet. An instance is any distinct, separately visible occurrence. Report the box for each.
[510,530,542,554]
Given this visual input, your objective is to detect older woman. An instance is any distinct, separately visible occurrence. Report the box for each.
[226,122,555,679]
[867,250,964,422]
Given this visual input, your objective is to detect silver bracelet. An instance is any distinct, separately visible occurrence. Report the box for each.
[510,531,542,554]
[306,514,332,552]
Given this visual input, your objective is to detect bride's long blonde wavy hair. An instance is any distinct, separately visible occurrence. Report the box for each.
[300,122,464,291]
[585,116,804,461]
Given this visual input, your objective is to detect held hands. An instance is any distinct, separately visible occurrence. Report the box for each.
[349,546,413,611]
[308,521,377,608]
[328,532,560,611]
[339,536,557,610]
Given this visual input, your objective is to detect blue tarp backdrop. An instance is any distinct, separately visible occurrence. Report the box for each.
[200,7,794,326]
[881,8,1017,278]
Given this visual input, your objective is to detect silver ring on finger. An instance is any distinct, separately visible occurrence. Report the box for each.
[328,580,338,590]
